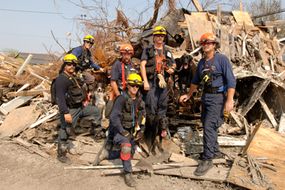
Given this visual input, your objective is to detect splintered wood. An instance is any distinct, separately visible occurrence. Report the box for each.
[227,121,285,190]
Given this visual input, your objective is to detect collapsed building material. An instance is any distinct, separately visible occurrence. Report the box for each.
[227,120,285,189]
[0,105,40,138]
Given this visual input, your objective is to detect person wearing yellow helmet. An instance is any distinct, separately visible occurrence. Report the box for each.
[94,73,145,187]
[180,32,236,176]
[69,34,104,84]
[53,53,101,164]
[140,25,176,146]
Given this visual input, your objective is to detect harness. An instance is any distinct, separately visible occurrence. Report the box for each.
[120,61,136,91]
[145,45,172,80]
[200,54,224,94]
[64,73,86,108]
[68,47,92,71]
[121,92,144,135]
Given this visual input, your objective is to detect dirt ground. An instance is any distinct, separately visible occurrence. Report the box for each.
[0,139,239,190]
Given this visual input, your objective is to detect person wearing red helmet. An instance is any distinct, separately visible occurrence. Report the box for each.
[180,32,236,176]
[105,43,139,118]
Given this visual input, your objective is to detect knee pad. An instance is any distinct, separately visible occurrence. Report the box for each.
[120,143,132,161]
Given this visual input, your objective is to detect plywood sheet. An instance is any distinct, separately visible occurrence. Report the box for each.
[0,105,40,138]
[184,13,214,47]
[228,125,285,190]
[232,11,254,26]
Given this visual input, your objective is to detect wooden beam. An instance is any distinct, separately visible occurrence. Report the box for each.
[7,90,48,98]
[241,79,270,116]
[8,54,33,88]
[258,98,278,129]
[191,0,203,12]
[278,113,285,134]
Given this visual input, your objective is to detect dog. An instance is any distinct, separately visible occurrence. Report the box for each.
[94,82,107,120]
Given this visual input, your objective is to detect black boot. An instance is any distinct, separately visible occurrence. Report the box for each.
[57,142,71,164]
[124,173,136,187]
[194,160,213,176]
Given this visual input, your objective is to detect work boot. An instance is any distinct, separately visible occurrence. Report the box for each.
[213,151,225,159]
[93,148,109,165]
[57,142,71,164]
[124,173,136,187]
[194,160,213,176]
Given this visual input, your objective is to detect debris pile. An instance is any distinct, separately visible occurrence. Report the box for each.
[0,7,285,190]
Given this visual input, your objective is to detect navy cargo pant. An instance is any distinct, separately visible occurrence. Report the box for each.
[58,105,101,141]
[201,93,225,160]
[144,81,168,117]
[107,128,135,173]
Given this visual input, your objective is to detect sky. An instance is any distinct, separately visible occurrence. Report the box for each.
[0,0,284,54]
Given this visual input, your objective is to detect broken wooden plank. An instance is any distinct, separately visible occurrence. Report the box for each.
[278,113,285,134]
[0,83,45,115]
[184,13,214,47]
[228,123,285,190]
[154,166,229,182]
[0,105,40,138]
[14,137,49,158]
[8,54,33,88]
[169,153,226,165]
[193,135,246,147]
[232,11,254,26]
[230,111,244,129]
[29,110,58,129]
[241,79,270,116]
[7,89,48,98]
[191,0,203,12]
[258,97,278,129]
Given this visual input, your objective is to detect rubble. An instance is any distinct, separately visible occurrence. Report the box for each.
[0,4,285,190]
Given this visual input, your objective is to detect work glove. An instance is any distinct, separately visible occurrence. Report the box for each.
[134,130,144,141]
[157,73,167,88]
[121,130,131,139]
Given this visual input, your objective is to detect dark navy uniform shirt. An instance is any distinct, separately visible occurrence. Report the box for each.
[192,53,236,91]
[111,60,137,85]
[71,46,101,70]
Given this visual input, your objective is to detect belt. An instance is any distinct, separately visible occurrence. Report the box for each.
[203,87,224,94]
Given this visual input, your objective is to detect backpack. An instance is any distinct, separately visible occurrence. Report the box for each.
[50,78,57,105]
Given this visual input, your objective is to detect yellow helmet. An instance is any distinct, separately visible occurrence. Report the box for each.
[63,54,78,64]
[83,34,95,43]
[127,73,143,86]
[153,25,167,35]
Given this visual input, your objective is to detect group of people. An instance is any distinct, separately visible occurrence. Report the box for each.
[53,26,236,187]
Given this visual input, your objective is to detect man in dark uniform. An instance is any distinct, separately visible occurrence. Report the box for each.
[105,44,138,117]
[71,34,104,83]
[54,54,101,163]
[95,73,145,187]
[180,33,236,176]
[140,25,176,146]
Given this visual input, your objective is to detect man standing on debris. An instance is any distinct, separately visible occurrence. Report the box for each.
[54,54,101,163]
[71,34,104,83]
[180,33,236,176]
[140,25,176,142]
[95,73,146,187]
[106,44,138,117]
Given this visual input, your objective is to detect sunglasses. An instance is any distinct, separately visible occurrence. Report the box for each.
[154,34,165,38]
[66,62,76,67]
[129,84,140,88]
[201,41,215,46]
[85,41,94,45]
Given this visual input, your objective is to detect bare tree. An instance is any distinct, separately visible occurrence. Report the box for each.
[247,0,282,21]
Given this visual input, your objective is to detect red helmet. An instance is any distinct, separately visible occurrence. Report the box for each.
[119,44,134,55]
[200,32,217,44]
